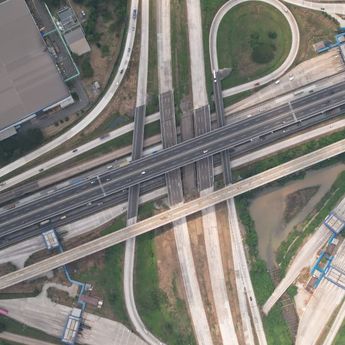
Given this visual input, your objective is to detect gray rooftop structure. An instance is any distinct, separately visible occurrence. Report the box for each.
[64,27,91,56]
[0,0,70,131]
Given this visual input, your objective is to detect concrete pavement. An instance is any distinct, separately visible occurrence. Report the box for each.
[227,199,267,345]
[157,1,213,344]
[323,298,345,345]
[0,332,57,345]
[123,0,164,343]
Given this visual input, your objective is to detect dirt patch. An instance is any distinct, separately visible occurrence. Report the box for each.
[47,286,77,306]
[187,212,223,345]
[215,203,246,345]
[284,186,320,223]
[289,5,338,64]
[154,226,185,304]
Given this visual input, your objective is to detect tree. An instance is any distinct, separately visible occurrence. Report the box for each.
[268,31,277,39]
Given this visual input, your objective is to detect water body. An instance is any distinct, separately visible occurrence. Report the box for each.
[249,163,345,267]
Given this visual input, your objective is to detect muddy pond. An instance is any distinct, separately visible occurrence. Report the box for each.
[249,162,345,268]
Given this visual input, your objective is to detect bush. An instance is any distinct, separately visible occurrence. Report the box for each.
[252,43,275,64]
[287,285,298,298]
[268,31,277,39]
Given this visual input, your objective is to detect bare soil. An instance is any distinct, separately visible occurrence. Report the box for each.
[215,203,246,345]
[289,5,338,64]
[154,226,185,304]
[187,212,223,345]
[46,286,77,306]
[284,186,320,223]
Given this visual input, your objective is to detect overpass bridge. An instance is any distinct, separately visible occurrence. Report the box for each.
[0,138,344,290]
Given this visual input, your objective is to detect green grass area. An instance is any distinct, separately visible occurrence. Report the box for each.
[134,231,196,345]
[217,2,291,89]
[0,340,21,345]
[236,197,292,345]
[73,215,130,325]
[171,0,191,125]
[0,317,60,344]
[277,169,345,274]
[333,319,345,345]
[144,121,161,139]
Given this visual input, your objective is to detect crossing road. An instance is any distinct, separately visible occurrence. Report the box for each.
[1,138,344,290]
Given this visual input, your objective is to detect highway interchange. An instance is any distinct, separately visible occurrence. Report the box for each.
[1,80,345,247]
[2,0,345,344]
[1,136,345,290]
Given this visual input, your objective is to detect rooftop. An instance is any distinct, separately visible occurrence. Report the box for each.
[0,0,70,130]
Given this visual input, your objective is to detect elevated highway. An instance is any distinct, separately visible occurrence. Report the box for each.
[1,138,345,290]
[1,81,345,247]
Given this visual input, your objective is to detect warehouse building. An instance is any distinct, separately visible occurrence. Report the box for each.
[0,0,74,140]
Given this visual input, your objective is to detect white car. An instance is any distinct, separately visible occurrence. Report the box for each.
[141,171,146,175]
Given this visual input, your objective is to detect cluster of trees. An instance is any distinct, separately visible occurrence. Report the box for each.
[0,128,44,166]
[77,0,127,43]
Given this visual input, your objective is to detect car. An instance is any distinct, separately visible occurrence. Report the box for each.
[128,48,131,53]
[203,149,208,154]
[133,9,137,19]
[72,148,78,153]
[87,202,92,206]
[289,74,294,81]
[107,165,113,170]
[275,80,280,85]
[141,171,146,175]
[39,168,44,172]
[120,69,124,74]
[60,215,67,220]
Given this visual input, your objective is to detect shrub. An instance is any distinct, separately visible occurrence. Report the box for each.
[268,31,277,39]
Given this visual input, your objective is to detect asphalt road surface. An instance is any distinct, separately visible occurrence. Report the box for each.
[1,82,345,247]
[1,137,345,290]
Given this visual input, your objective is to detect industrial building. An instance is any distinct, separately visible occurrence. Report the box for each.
[0,0,74,140]
[57,6,91,56]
